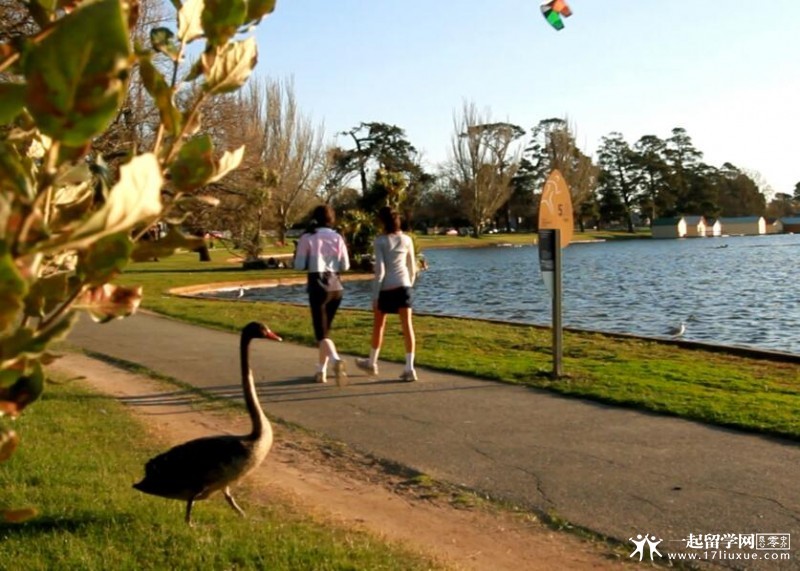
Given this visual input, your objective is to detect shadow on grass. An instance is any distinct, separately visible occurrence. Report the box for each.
[0,513,136,537]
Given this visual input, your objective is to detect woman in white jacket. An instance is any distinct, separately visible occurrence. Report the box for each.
[355,206,418,381]
[294,205,350,385]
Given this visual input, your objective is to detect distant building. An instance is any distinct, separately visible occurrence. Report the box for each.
[718,216,766,236]
[765,218,784,234]
[705,218,722,237]
[651,217,686,239]
[781,217,800,233]
[683,216,707,237]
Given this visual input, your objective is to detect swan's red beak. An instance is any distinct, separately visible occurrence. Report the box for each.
[266,329,282,342]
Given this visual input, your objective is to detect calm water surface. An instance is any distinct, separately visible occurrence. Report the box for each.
[205,234,800,355]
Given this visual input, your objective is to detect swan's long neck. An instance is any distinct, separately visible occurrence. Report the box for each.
[241,336,268,439]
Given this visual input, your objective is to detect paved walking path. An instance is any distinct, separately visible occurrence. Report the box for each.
[67,312,799,568]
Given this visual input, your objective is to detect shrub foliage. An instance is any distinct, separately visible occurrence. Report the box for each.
[0,0,275,521]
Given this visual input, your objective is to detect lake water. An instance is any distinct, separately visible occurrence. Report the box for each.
[203,234,800,355]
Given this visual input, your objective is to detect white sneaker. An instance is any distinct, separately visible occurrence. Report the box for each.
[333,359,348,387]
[314,371,327,384]
[355,358,379,376]
[400,369,418,382]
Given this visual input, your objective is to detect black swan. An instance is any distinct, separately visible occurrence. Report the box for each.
[133,321,281,524]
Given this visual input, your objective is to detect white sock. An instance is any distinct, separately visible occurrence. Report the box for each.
[405,352,415,371]
[321,338,340,361]
[317,357,328,373]
[369,348,380,365]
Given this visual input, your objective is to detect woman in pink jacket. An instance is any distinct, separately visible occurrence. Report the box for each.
[294,205,350,385]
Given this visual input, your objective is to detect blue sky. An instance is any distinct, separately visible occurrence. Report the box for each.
[253,1,799,195]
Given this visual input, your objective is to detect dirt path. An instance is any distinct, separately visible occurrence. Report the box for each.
[52,353,634,571]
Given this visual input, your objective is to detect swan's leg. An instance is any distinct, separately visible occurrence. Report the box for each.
[223,486,246,517]
[185,498,195,526]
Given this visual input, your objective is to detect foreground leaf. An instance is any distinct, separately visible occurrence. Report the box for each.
[202,38,257,94]
[51,181,95,230]
[246,0,276,23]
[0,143,35,201]
[208,145,245,183]
[201,0,246,46]
[0,316,76,369]
[77,232,133,286]
[23,271,70,318]
[0,248,28,333]
[169,135,214,191]
[0,361,44,417]
[23,0,131,146]
[139,56,182,136]
[131,227,204,262]
[150,27,180,61]
[76,284,142,323]
[0,83,26,124]
[48,154,163,251]
[178,0,205,43]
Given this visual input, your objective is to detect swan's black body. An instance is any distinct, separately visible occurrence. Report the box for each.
[133,322,281,524]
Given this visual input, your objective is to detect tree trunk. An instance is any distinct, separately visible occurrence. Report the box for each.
[196,244,211,262]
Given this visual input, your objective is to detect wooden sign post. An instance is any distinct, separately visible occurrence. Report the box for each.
[537,170,573,378]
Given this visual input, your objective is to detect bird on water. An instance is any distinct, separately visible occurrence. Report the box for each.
[133,321,281,524]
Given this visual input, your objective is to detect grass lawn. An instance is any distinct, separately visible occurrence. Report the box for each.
[112,247,800,441]
[0,379,442,570]
[414,228,649,249]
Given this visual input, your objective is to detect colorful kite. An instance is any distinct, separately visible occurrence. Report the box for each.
[541,0,572,31]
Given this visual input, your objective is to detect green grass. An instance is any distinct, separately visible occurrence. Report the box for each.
[113,248,800,441]
[414,228,649,250]
[0,380,442,570]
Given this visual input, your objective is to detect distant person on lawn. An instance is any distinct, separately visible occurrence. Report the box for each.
[294,205,350,385]
[355,206,418,382]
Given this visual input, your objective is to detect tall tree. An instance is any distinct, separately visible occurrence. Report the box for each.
[743,169,774,205]
[206,78,327,254]
[714,164,766,217]
[518,118,597,230]
[259,79,328,244]
[632,134,670,222]
[663,127,707,215]
[596,132,639,232]
[766,193,796,218]
[320,145,359,205]
[446,102,523,237]
[683,163,721,217]
[339,122,422,197]
[513,118,564,225]
[416,172,463,230]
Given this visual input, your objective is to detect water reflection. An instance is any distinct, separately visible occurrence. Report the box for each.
[201,234,800,355]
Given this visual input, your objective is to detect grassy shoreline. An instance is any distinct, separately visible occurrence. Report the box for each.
[0,379,442,570]
[114,249,800,441]
[414,228,649,249]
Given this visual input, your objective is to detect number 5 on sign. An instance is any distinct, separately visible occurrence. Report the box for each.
[538,169,573,248]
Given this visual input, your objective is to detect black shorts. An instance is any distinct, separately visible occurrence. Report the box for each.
[377,287,413,314]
